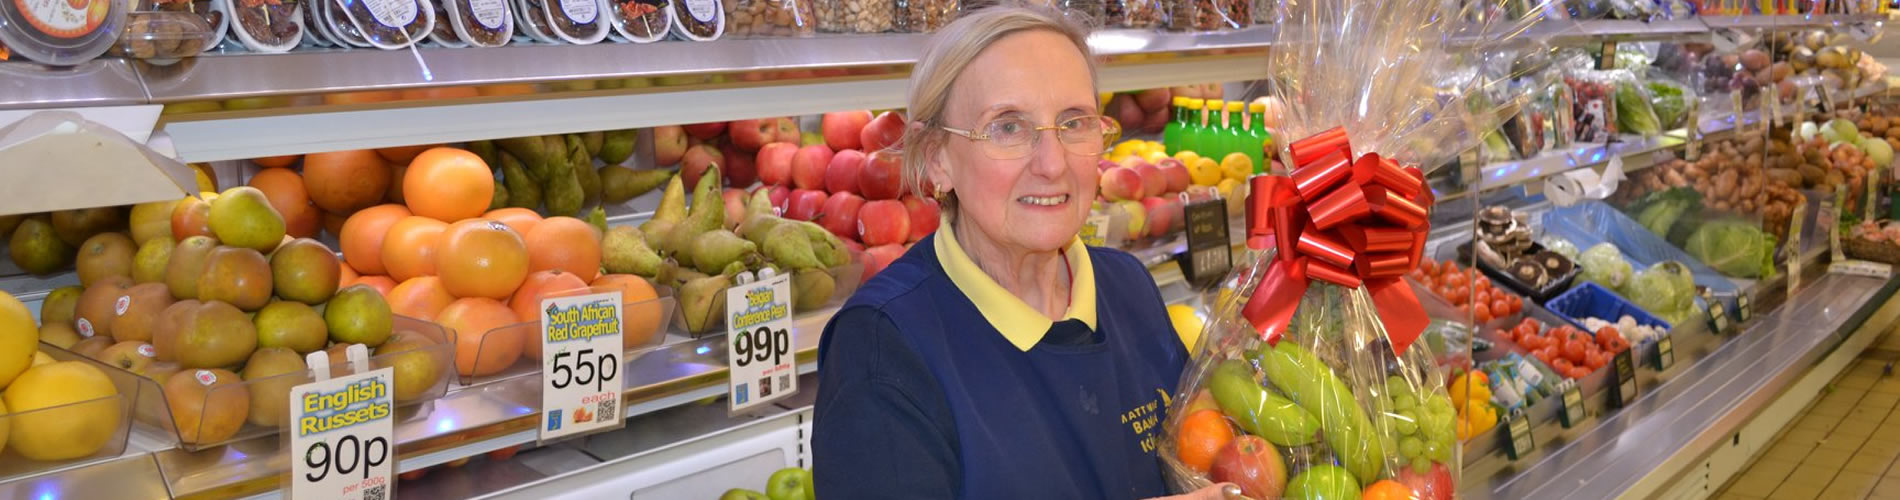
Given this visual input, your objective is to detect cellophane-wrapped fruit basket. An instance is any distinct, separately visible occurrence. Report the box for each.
[1156,0,1551,498]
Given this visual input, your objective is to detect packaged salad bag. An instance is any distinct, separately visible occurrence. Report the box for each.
[1158,0,1549,497]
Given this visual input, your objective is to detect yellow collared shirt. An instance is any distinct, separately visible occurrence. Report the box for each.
[933,216,1097,352]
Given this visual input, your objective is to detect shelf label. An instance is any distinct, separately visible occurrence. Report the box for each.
[1558,381,1586,429]
[1611,350,1638,409]
[1831,183,1848,262]
[539,291,625,442]
[1736,293,1752,323]
[1080,213,1112,247]
[289,368,395,500]
[1867,168,1882,224]
[1730,92,1745,133]
[1596,41,1618,70]
[1709,300,1730,333]
[1653,334,1675,371]
[1685,99,1702,161]
[728,272,797,414]
[1790,202,1807,293]
[1177,198,1232,288]
[1504,409,1536,460]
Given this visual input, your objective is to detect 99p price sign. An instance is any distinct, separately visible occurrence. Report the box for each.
[728,273,796,414]
[539,291,625,441]
[289,368,395,500]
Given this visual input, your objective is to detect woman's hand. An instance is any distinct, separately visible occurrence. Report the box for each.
[1146,483,1243,500]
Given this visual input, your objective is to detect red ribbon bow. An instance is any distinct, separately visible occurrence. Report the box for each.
[1240,127,1435,354]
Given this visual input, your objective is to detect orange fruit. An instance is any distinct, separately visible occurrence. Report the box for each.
[437,219,530,300]
[322,91,400,106]
[523,217,602,282]
[338,261,360,290]
[402,148,494,222]
[398,87,481,101]
[375,144,439,165]
[352,275,397,297]
[338,204,412,276]
[304,150,391,214]
[440,297,524,376]
[593,274,664,349]
[482,208,543,236]
[1361,480,1414,500]
[387,276,456,321]
[248,167,320,238]
[382,216,448,282]
[1175,409,1235,474]
[253,155,300,169]
[512,270,591,360]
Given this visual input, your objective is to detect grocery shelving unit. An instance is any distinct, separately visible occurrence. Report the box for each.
[1,11,1897,499]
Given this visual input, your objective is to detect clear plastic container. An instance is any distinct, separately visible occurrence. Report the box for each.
[1163,0,1246,31]
[1103,0,1160,29]
[606,0,668,42]
[0,0,127,65]
[141,0,226,54]
[670,0,721,40]
[330,0,435,49]
[724,0,813,38]
[511,0,557,41]
[444,0,512,46]
[299,0,337,46]
[814,0,892,33]
[427,0,465,45]
[322,0,375,47]
[516,0,605,44]
[112,11,214,60]
[222,0,304,52]
[893,0,953,33]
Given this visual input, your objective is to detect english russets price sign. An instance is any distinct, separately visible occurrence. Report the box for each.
[539,291,626,441]
[289,368,395,500]
[728,272,796,414]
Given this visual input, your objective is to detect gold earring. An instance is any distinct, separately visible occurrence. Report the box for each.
[933,187,952,201]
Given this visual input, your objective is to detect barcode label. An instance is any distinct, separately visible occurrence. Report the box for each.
[596,398,617,422]
[364,485,386,500]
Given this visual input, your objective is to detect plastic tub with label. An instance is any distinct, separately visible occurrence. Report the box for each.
[321,0,374,47]
[426,0,464,45]
[330,0,435,49]
[111,10,214,60]
[442,0,511,46]
[520,0,605,44]
[140,0,226,54]
[0,0,129,65]
[606,0,667,42]
[510,0,555,41]
[299,0,340,46]
[669,0,721,40]
[222,0,304,52]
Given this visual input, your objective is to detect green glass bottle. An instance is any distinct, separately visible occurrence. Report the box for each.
[1223,101,1249,171]
[1203,99,1225,158]
[1183,98,1207,157]
[1163,96,1188,154]
[1248,101,1271,174]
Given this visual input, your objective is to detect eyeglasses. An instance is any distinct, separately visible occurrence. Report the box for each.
[940,114,1121,160]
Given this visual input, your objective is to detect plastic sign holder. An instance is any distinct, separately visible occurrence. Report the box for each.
[286,345,395,500]
[539,289,626,442]
[728,269,797,414]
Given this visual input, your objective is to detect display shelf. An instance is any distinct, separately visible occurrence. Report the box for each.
[0,59,148,110]
[1700,13,1887,30]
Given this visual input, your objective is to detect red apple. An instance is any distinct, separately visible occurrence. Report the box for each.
[858,152,905,200]
[756,142,799,186]
[858,199,911,247]
[749,184,790,215]
[680,144,722,188]
[1397,463,1455,500]
[774,117,802,144]
[901,195,940,242]
[822,110,873,151]
[653,125,688,167]
[786,189,828,221]
[683,122,727,140]
[825,149,868,194]
[720,144,758,187]
[1134,163,1166,198]
[1208,435,1287,500]
[1157,158,1190,193]
[1099,167,1143,201]
[791,144,834,190]
[842,238,865,254]
[818,192,867,240]
[1142,197,1181,238]
[862,244,906,283]
[1098,159,1120,172]
[722,189,747,230]
[728,118,776,152]
[860,111,906,154]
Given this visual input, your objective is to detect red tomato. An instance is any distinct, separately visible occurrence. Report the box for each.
[1552,357,1576,375]
[1474,275,1492,291]
[1595,327,1621,349]
[1420,259,1438,276]
[1563,338,1589,363]
[1444,271,1467,289]
[1474,303,1493,323]
[1475,290,1492,307]
[1513,323,1536,340]
[1585,351,1608,370]
[1454,285,1471,304]
[1491,298,1511,317]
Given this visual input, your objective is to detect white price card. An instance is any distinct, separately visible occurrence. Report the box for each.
[728,273,797,414]
[1080,213,1113,247]
[539,291,625,441]
[289,368,395,500]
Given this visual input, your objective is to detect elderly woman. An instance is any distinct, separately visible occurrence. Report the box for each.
[813,6,1230,499]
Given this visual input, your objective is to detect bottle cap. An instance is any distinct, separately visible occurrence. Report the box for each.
[1173,96,1188,107]
[1226,101,1245,112]
[1250,102,1267,113]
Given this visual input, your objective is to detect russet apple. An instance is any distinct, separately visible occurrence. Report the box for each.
[785,189,828,221]
[171,195,214,240]
[1099,167,1143,201]
[728,119,776,152]
[860,111,906,154]
[683,122,727,140]
[680,144,722,188]
[755,142,799,186]
[826,149,868,195]
[822,111,873,151]
[857,199,911,247]
[900,195,940,243]
[791,144,834,191]
[818,192,866,240]
[1209,435,1287,500]
[774,117,802,144]
[857,152,904,200]
[719,144,758,187]
[653,125,689,167]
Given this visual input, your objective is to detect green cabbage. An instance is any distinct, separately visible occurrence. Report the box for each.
[1625,261,1695,326]
[1647,81,1690,129]
[1684,219,1770,278]
[1579,243,1633,291]
[1615,81,1662,136]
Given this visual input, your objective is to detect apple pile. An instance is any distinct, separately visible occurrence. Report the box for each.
[653,110,940,282]
[1094,139,1251,243]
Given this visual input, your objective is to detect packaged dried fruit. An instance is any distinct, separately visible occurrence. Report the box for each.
[669,0,723,40]
[321,0,374,47]
[524,0,607,44]
[724,0,813,37]
[608,0,669,41]
[223,0,303,52]
[814,0,893,33]
[1163,0,1247,31]
[1104,0,1161,28]
[427,0,465,46]
[511,0,557,41]
[0,0,128,65]
[112,10,214,60]
[444,0,513,46]
[329,0,436,49]
[139,0,224,54]
[300,0,338,45]
[893,0,954,33]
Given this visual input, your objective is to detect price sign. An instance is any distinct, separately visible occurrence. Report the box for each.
[1709,300,1731,333]
[1558,381,1586,428]
[1653,334,1676,371]
[1080,213,1113,247]
[1730,92,1745,132]
[288,368,395,500]
[1177,198,1232,288]
[1685,99,1702,161]
[727,272,797,414]
[1736,294,1752,323]
[1611,350,1638,409]
[539,291,625,441]
[1503,410,1536,460]
[1596,41,1618,70]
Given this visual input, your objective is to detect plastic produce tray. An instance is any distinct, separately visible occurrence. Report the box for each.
[1543,281,1674,336]
[1455,240,1582,304]
[1542,201,1743,305]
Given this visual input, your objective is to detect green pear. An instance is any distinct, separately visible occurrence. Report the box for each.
[208,186,286,252]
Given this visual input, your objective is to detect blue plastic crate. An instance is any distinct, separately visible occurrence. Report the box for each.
[1543,282,1674,335]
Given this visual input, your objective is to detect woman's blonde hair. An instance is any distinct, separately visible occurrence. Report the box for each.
[899,4,1099,207]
